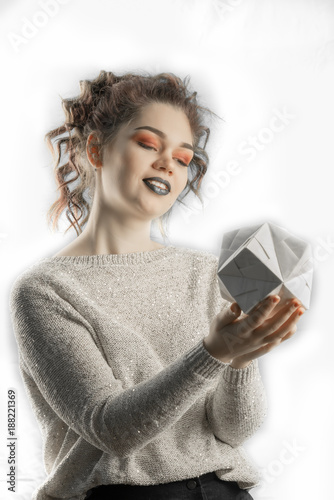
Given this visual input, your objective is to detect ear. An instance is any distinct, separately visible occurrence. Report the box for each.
[86,133,102,168]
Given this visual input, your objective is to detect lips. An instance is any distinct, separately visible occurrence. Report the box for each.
[143,177,171,193]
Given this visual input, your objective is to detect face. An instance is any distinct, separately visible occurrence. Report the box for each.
[89,102,194,221]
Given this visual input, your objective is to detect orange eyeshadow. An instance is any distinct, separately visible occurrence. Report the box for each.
[134,133,158,147]
[133,132,193,164]
[176,152,193,164]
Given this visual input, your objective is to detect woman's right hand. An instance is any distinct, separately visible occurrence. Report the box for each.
[203,295,305,364]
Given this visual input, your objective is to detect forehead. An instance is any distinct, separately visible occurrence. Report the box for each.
[128,102,193,143]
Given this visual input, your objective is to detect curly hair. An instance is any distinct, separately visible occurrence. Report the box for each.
[44,70,220,238]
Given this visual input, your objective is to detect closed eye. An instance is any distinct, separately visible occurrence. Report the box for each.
[176,159,188,167]
[138,141,157,151]
[138,141,189,167]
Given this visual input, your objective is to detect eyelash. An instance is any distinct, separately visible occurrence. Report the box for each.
[137,141,189,167]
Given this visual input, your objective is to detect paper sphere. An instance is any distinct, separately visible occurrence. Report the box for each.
[217,222,313,314]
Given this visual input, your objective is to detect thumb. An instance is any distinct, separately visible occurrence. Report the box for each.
[217,302,241,327]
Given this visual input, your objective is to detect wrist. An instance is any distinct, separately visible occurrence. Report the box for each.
[202,338,233,364]
[230,359,252,369]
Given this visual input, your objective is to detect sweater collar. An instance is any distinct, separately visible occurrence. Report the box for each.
[42,244,178,266]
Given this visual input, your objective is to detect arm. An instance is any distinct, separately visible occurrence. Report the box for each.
[202,292,304,447]
[204,354,268,447]
[9,275,229,458]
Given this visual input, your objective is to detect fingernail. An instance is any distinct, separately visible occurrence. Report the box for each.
[267,295,279,303]
[286,299,299,307]
[298,308,305,316]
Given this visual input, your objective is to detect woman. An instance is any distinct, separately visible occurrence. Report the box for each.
[9,71,304,500]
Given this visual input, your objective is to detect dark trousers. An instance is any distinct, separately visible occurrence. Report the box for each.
[84,471,254,499]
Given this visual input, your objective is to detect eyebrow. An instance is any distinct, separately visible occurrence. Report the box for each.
[133,126,194,152]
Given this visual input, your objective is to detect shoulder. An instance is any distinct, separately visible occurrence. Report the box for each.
[9,258,60,312]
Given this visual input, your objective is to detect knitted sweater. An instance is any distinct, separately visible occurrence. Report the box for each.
[9,244,267,500]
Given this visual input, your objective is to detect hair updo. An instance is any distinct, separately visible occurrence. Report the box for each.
[44,70,218,237]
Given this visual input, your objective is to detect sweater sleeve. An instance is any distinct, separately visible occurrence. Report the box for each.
[202,254,268,447]
[204,355,268,447]
[9,273,230,458]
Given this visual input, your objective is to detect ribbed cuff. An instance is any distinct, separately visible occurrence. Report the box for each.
[183,339,230,380]
[223,358,260,385]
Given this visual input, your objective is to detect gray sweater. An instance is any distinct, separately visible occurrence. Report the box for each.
[9,244,267,500]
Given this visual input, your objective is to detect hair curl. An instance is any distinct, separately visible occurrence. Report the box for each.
[44,70,220,238]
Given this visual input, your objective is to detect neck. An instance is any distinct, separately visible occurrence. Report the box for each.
[75,205,164,256]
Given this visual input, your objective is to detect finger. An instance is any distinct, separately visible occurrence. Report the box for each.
[235,295,281,336]
[262,307,304,343]
[232,322,300,364]
[255,299,302,337]
[265,298,293,319]
[231,338,282,364]
[246,293,285,315]
[216,302,242,329]
[230,302,241,315]
[280,325,298,342]
[245,301,263,315]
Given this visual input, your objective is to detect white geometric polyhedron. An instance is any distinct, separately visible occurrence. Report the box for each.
[217,222,313,314]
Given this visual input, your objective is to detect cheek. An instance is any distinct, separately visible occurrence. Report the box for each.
[172,172,188,199]
[103,152,133,191]
[180,170,189,190]
[116,150,139,182]
[126,145,146,172]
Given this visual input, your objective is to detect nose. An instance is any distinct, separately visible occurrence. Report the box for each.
[152,155,174,175]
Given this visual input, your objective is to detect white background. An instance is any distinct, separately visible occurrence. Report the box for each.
[1,0,334,498]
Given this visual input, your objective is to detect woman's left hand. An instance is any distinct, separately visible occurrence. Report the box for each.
[229,298,305,369]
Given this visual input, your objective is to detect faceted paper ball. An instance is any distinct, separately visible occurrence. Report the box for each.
[217,222,313,314]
